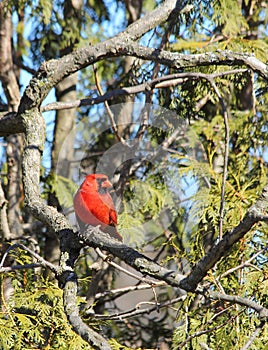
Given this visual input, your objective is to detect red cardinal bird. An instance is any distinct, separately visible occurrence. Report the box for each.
[73,174,122,241]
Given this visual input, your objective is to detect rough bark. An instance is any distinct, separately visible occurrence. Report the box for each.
[76,181,268,296]
[0,2,23,237]
[45,0,83,266]
[0,3,20,110]
[1,0,267,347]
[6,135,23,236]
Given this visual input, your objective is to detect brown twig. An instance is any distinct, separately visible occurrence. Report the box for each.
[95,247,164,285]
[240,320,266,350]
[0,182,11,239]
[206,78,229,240]
[93,64,126,145]
[94,281,166,300]
[0,243,59,274]
[217,245,268,279]
[41,69,248,113]
[94,295,185,321]
[178,309,245,349]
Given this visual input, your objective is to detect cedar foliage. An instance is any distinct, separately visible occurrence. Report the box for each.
[0,0,267,349]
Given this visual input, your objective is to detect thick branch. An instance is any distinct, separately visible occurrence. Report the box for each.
[118,0,190,41]
[33,43,268,106]
[19,0,189,108]
[63,271,111,350]
[78,226,184,287]
[21,107,107,346]
[41,69,248,112]
[76,223,268,319]
[0,0,188,136]
[179,184,268,291]
[17,2,267,117]
[0,112,24,136]
[121,44,268,80]
[1,51,265,137]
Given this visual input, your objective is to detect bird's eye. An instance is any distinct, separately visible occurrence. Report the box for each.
[96,177,107,185]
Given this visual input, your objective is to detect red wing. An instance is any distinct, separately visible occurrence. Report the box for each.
[109,207,118,226]
[74,190,102,225]
[74,188,122,241]
[76,189,117,227]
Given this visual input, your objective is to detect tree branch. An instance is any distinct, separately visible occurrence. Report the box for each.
[122,44,268,80]
[41,69,248,113]
[78,226,185,287]
[179,184,268,291]
[96,247,163,285]
[178,309,244,349]
[93,64,126,144]
[208,78,229,239]
[0,181,11,239]
[94,295,185,321]
[74,179,268,321]
[0,263,41,273]
[94,281,166,301]
[0,243,59,274]
[218,245,268,279]
[63,271,112,350]
[204,290,268,320]
[0,111,24,136]
[240,320,266,350]
[0,2,20,110]
[116,0,190,42]
[19,92,107,348]
[4,0,267,346]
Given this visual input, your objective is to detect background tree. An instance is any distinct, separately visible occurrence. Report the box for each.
[0,0,267,349]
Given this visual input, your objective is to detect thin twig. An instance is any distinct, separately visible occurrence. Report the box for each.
[0,243,59,274]
[218,245,268,279]
[94,281,166,300]
[0,181,12,239]
[178,309,245,348]
[0,263,41,273]
[93,64,126,145]
[41,69,248,112]
[208,78,229,240]
[240,320,266,350]
[95,247,164,285]
[94,295,185,321]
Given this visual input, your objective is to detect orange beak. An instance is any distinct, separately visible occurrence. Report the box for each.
[101,179,113,189]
